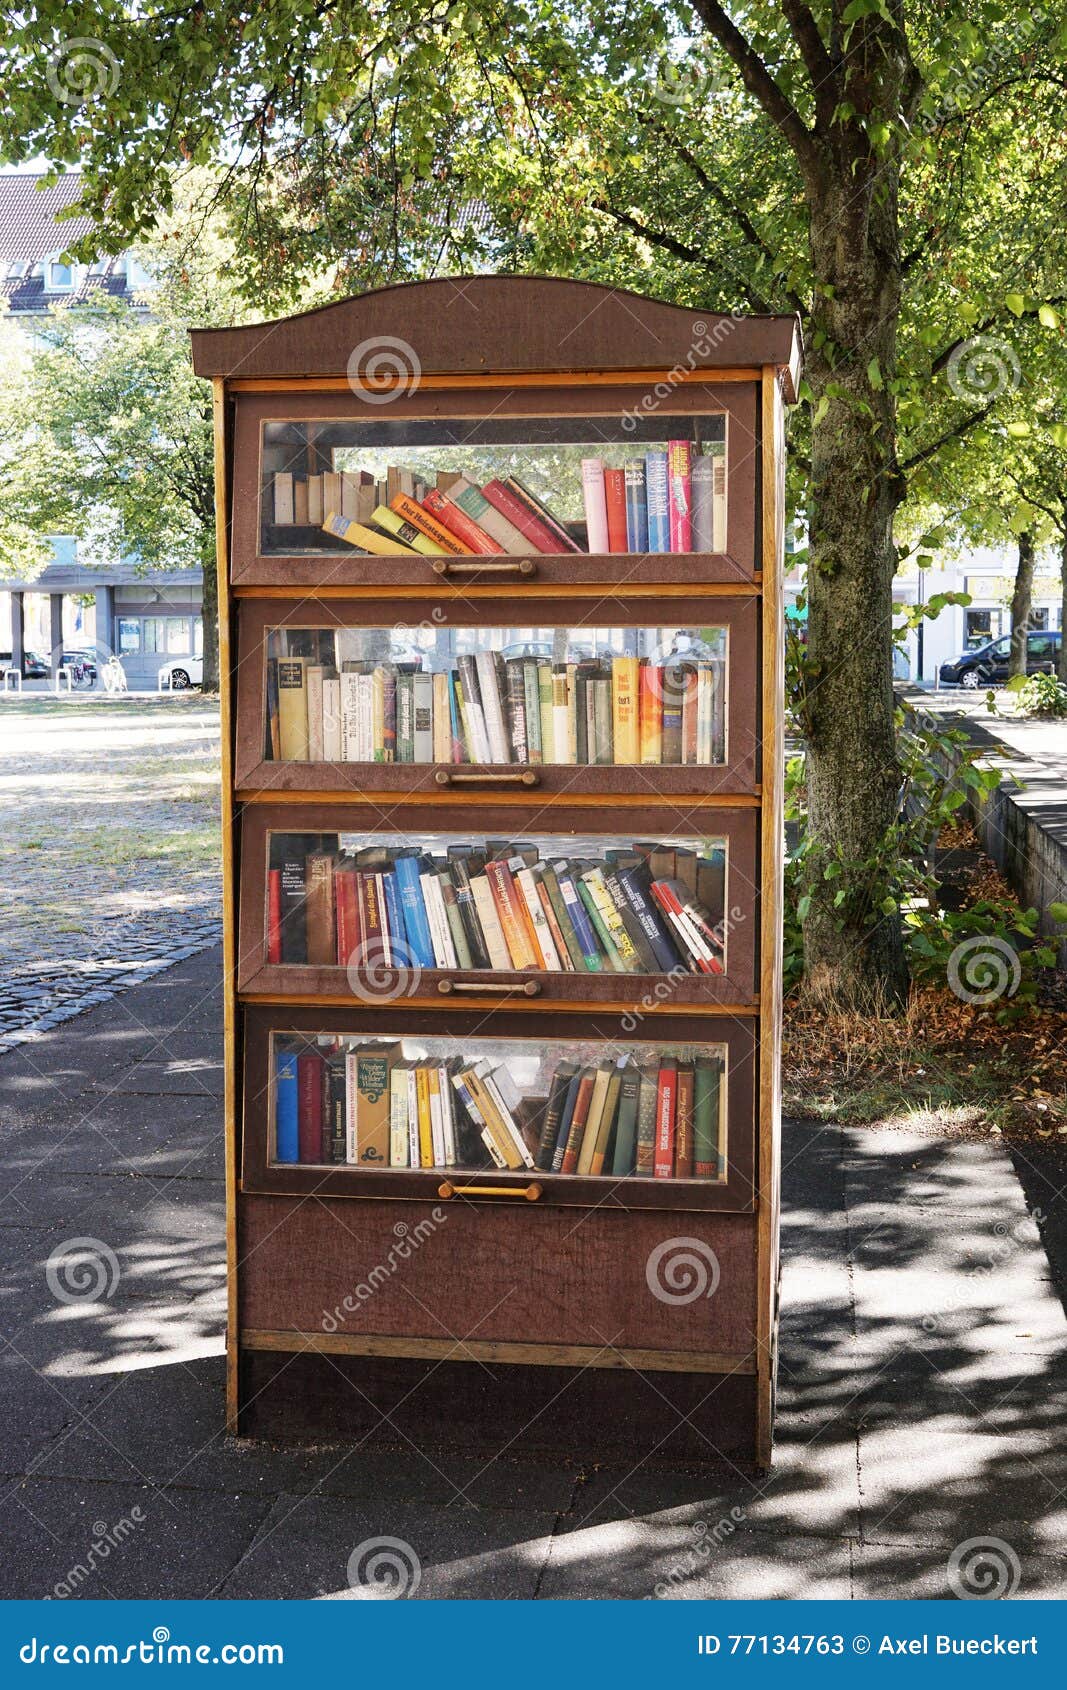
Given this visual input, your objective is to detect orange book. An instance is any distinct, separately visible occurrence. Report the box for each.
[603,468,628,553]
[484,860,539,969]
[638,663,662,764]
[390,493,471,555]
[422,489,502,556]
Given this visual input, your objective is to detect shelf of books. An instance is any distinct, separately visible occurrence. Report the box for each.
[192,276,800,1468]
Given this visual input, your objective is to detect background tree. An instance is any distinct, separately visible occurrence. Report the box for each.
[0,219,243,689]
[3,2,1066,1003]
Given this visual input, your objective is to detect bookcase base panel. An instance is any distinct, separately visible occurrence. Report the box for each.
[236,1348,762,1468]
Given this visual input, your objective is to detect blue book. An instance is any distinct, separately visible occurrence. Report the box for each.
[274,1049,299,1163]
[551,860,603,971]
[380,870,407,965]
[624,462,649,552]
[645,451,670,552]
[393,855,436,968]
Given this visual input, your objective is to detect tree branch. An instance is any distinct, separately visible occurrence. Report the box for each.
[780,0,837,126]
[899,401,997,474]
[592,200,775,312]
[689,0,824,185]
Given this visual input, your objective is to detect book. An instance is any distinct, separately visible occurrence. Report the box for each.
[667,439,692,552]
[298,1050,325,1163]
[603,467,628,553]
[611,1065,641,1176]
[422,488,502,555]
[305,851,336,965]
[635,1067,658,1174]
[693,1057,721,1179]
[691,453,714,553]
[347,1043,400,1164]
[645,451,670,552]
[534,1060,578,1171]
[373,503,446,557]
[559,1067,597,1174]
[274,1047,299,1163]
[507,477,582,553]
[277,658,309,761]
[481,479,560,553]
[653,1060,678,1178]
[267,870,282,964]
[611,656,640,765]
[273,472,294,526]
[674,1064,694,1180]
[580,459,609,552]
[448,475,532,554]
[390,492,470,555]
[624,461,649,552]
[323,511,419,554]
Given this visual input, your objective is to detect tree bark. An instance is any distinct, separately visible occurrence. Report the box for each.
[799,176,910,1008]
[1059,523,1067,685]
[200,547,220,693]
[1008,530,1035,680]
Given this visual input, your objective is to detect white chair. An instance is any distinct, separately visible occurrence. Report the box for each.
[157,665,173,692]
[54,665,74,694]
[2,669,22,693]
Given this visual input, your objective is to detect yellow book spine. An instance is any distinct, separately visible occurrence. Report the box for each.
[611,656,640,764]
[322,510,418,555]
[415,1065,434,1167]
[372,503,445,557]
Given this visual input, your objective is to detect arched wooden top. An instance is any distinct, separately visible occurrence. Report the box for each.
[190,274,802,400]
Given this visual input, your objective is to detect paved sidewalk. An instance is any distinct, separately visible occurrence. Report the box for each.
[0,695,221,1054]
[1,947,1065,1600]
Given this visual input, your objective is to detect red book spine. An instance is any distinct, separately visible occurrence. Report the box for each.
[603,468,628,553]
[650,880,714,975]
[422,489,502,555]
[297,1052,324,1164]
[267,870,283,963]
[667,440,692,553]
[674,1069,694,1180]
[481,480,558,553]
[335,869,360,966]
[653,1063,677,1178]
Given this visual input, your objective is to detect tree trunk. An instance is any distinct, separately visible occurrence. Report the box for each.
[1008,530,1035,680]
[800,172,910,1010]
[1059,523,1067,685]
[200,549,220,692]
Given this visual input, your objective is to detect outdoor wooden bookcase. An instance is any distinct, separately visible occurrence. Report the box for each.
[191,276,801,1470]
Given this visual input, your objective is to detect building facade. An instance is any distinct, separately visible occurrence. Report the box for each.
[0,171,204,683]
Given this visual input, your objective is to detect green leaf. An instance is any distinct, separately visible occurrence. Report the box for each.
[879,896,898,915]
[1038,304,1060,329]
[796,894,812,922]
[1049,902,1067,924]
[1005,293,1027,317]
[867,357,883,390]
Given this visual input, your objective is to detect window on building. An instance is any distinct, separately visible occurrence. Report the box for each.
[141,617,166,654]
[117,618,140,654]
[965,609,996,649]
[47,259,74,291]
[166,618,191,654]
[1028,608,1049,631]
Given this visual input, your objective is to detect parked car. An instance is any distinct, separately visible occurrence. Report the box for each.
[939,629,1062,689]
[21,651,49,679]
[158,655,204,690]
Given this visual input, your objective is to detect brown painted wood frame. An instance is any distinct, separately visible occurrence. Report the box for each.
[232,593,761,799]
[239,1002,756,1213]
[235,799,760,1009]
[236,1192,760,1364]
[227,382,758,588]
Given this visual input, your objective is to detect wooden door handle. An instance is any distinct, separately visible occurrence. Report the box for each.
[438,1181,543,1201]
[431,558,537,577]
[434,769,540,787]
